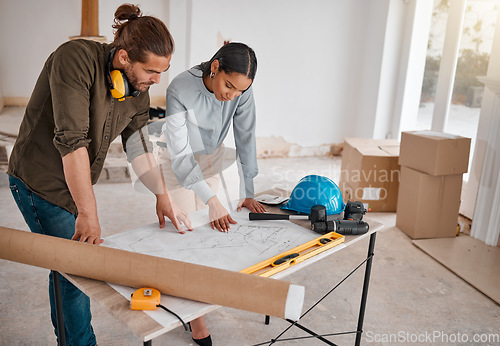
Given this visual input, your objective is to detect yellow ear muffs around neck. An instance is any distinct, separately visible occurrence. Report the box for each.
[106,48,140,101]
[109,69,129,101]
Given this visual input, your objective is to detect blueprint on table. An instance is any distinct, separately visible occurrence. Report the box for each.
[103,208,317,271]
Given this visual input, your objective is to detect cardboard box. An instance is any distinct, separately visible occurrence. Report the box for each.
[399,131,471,176]
[340,138,400,212]
[396,166,462,239]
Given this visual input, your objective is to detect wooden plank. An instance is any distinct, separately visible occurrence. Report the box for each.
[413,235,500,304]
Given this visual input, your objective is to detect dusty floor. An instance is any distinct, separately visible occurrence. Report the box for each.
[0,107,499,345]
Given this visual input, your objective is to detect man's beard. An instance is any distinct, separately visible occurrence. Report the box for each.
[124,65,152,93]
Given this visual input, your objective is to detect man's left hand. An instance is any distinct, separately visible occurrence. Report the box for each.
[156,194,193,234]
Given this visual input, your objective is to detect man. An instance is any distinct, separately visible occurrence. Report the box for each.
[7,4,192,345]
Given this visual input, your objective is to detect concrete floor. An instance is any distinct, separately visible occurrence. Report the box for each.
[1,107,499,345]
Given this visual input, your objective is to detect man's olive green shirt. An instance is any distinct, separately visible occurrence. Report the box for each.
[8,39,150,214]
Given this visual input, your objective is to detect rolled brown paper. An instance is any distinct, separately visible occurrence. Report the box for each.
[0,227,304,320]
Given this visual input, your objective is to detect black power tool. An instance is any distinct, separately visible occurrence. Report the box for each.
[248,202,369,236]
[311,218,369,235]
[310,203,369,235]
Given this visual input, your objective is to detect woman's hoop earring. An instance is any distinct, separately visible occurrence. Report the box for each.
[210,72,215,78]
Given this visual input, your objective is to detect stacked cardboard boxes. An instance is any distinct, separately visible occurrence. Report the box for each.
[339,138,400,212]
[396,131,471,239]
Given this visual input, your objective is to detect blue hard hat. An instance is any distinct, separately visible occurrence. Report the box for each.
[281,175,345,215]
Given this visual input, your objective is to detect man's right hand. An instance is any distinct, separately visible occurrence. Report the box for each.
[156,193,193,234]
[62,147,102,245]
[71,213,102,244]
[207,196,237,232]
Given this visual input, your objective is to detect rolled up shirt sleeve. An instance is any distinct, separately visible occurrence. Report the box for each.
[233,87,258,199]
[163,89,216,204]
[49,42,94,157]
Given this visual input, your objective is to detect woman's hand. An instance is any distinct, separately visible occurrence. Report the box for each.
[207,196,237,232]
[156,194,193,234]
[237,198,267,213]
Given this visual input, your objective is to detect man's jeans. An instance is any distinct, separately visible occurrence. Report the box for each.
[9,175,96,346]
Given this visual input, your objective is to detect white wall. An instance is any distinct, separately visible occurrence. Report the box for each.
[0,1,422,147]
[0,0,80,99]
[0,0,170,101]
[352,0,392,139]
[171,0,373,146]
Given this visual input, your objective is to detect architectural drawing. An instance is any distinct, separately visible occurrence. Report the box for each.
[104,209,317,271]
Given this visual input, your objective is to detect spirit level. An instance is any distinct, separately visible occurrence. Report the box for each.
[241,232,345,277]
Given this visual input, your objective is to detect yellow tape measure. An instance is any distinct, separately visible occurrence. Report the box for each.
[130,287,190,331]
[131,288,161,310]
[240,231,345,277]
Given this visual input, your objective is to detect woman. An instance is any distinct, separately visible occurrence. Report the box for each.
[161,42,267,345]
[162,42,266,232]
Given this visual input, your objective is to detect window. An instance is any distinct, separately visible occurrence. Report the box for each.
[418,0,500,181]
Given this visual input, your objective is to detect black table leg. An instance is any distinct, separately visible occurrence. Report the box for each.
[355,232,376,346]
[53,271,66,346]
